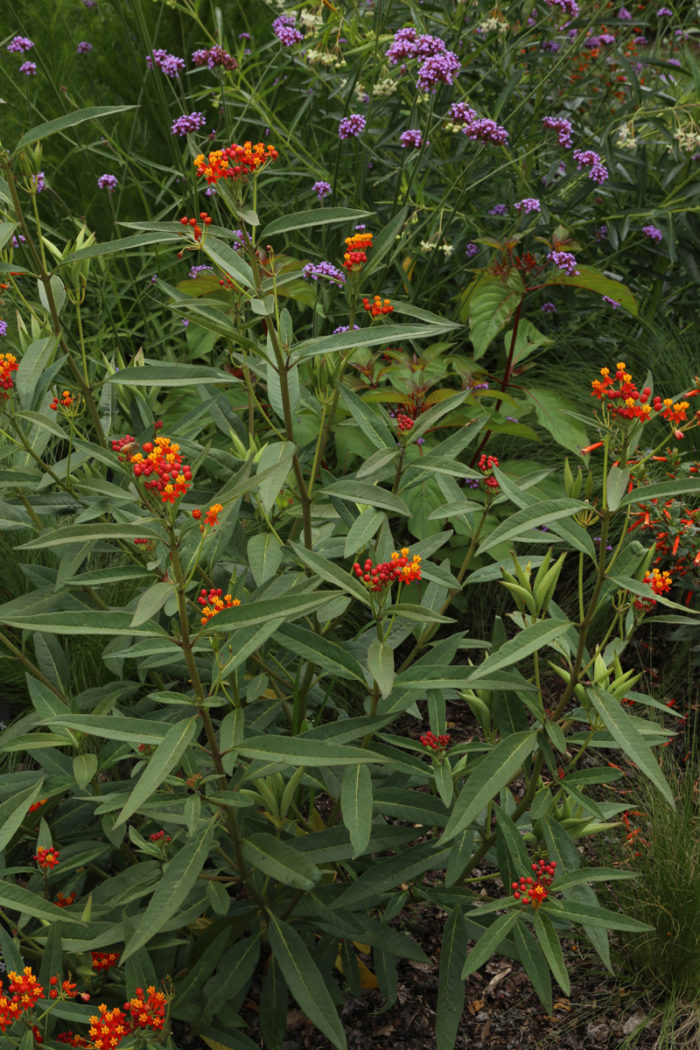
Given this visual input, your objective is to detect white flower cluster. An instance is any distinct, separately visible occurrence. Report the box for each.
[616,123,637,150]
[672,126,700,153]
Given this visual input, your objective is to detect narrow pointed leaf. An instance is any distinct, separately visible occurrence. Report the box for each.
[589,687,674,805]
[341,764,373,858]
[115,718,198,826]
[512,921,552,1013]
[532,911,570,996]
[462,911,519,978]
[469,622,570,683]
[436,907,468,1050]
[241,833,321,889]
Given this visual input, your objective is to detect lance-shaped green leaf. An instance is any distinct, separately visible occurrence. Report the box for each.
[477,499,584,554]
[199,234,255,289]
[469,621,571,683]
[275,623,365,681]
[235,736,387,767]
[203,934,261,1015]
[462,911,519,978]
[513,920,552,1013]
[436,907,468,1050]
[0,780,46,853]
[289,544,372,606]
[532,910,570,996]
[200,593,335,633]
[261,207,372,238]
[268,915,347,1050]
[17,522,163,549]
[331,841,451,909]
[323,479,410,516]
[0,611,168,637]
[339,385,395,450]
[442,732,538,843]
[241,833,321,889]
[543,266,637,315]
[130,582,175,627]
[344,508,385,559]
[15,105,136,149]
[247,533,283,587]
[60,231,181,263]
[73,754,98,790]
[618,477,700,508]
[589,686,674,805]
[0,881,85,924]
[121,820,216,961]
[114,718,198,826]
[341,764,373,858]
[256,442,295,514]
[292,322,461,363]
[105,364,236,387]
[46,714,169,745]
[544,899,652,932]
[367,640,394,698]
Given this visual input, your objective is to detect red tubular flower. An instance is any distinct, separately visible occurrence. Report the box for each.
[342,231,373,270]
[198,587,241,624]
[193,142,278,183]
[362,294,393,317]
[123,986,168,1032]
[352,548,422,592]
[90,952,120,973]
[420,731,451,751]
[0,352,19,392]
[112,435,192,504]
[203,502,223,527]
[512,859,556,908]
[88,1005,131,1050]
[33,846,59,870]
[28,798,48,812]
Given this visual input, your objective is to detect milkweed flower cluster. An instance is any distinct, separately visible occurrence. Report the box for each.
[352,549,422,592]
[91,952,120,972]
[112,434,193,504]
[272,13,303,46]
[302,260,346,285]
[312,180,332,201]
[385,27,460,92]
[50,390,75,411]
[420,730,451,751]
[0,352,19,391]
[547,250,580,275]
[478,453,500,489]
[192,46,237,70]
[34,846,60,870]
[48,976,78,1001]
[97,173,118,192]
[572,148,609,184]
[400,129,426,149]
[338,113,366,139]
[363,295,393,317]
[642,224,663,242]
[343,230,373,270]
[7,36,34,52]
[145,49,185,77]
[396,413,414,432]
[178,213,212,242]
[514,197,541,213]
[192,503,223,527]
[171,112,206,136]
[198,587,241,624]
[634,568,673,610]
[542,115,574,148]
[124,986,167,1032]
[0,967,44,1031]
[193,142,278,183]
[513,859,557,907]
[590,363,692,425]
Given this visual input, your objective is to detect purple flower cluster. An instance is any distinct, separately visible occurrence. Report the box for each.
[302,260,346,285]
[547,250,579,275]
[339,113,366,139]
[642,225,663,242]
[463,118,509,146]
[545,0,580,16]
[191,46,237,70]
[449,102,477,125]
[171,112,206,136]
[146,49,185,77]
[77,41,92,54]
[489,203,508,216]
[0,320,7,336]
[31,172,45,192]
[542,301,557,313]
[618,7,632,18]
[657,7,672,16]
[11,234,26,248]
[514,197,541,213]
[189,264,213,279]
[596,225,608,241]
[19,61,37,76]
[417,51,461,91]
[385,27,460,92]
[97,173,118,192]
[333,324,360,334]
[602,295,620,308]
[7,36,34,53]
[573,148,608,184]
[542,115,573,149]
[400,129,426,149]
[272,14,303,46]
[312,180,332,201]
[465,243,479,257]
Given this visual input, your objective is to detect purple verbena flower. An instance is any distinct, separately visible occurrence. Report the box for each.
[272,13,303,46]
[618,7,632,18]
[333,324,360,334]
[339,113,366,139]
[463,118,509,145]
[146,49,185,77]
[385,27,419,64]
[171,112,206,136]
[599,33,616,44]
[542,115,573,149]
[416,50,461,91]
[189,264,213,279]
[542,301,557,313]
[514,197,541,213]
[97,173,118,192]
[192,46,237,70]
[657,7,672,16]
[596,224,608,241]
[542,41,561,52]
[449,101,476,125]
[602,295,620,308]
[400,129,426,149]
[77,41,92,54]
[31,171,45,192]
[489,203,508,216]
[545,0,580,16]
[302,260,346,285]
[312,180,332,201]
[19,61,37,76]
[11,234,26,248]
[0,320,7,337]
[642,224,663,242]
[465,243,479,257]
[573,148,609,184]
[547,250,579,275]
[7,36,34,53]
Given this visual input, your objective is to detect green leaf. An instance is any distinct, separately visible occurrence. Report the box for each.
[606,466,630,512]
[60,231,182,263]
[532,911,570,996]
[544,899,652,932]
[0,881,85,924]
[256,442,295,514]
[323,479,409,516]
[618,477,700,508]
[512,921,552,1013]
[115,718,198,826]
[131,582,175,627]
[543,266,637,315]
[201,593,335,633]
[15,337,58,409]
[367,640,394,699]
[247,534,283,587]
[436,908,468,1050]
[289,544,372,606]
[200,234,254,290]
[241,833,321,890]
[121,820,216,961]
[467,272,523,359]
[341,764,373,859]
[504,318,553,367]
[523,387,589,453]
[72,754,97,790]
[261,207,372,238]
[0,611,168,637]
[275,623,365,681]
[462,911,519,977]
[17,522,163,549]
[477,500,584,554]
[340,386,395,450]
[105,364,236,387]
[469,621,571,683]
[267,915,347,1050]
[46,714,169,745]
[203,935,261,1014]
[15,105,136,149]
[0,781,46,853]
[333,842,451,909]
[343,509,385,558]
[588,687,674,805]
[442,732,538,843]
[236,736,387,767]
[293,322,461,363]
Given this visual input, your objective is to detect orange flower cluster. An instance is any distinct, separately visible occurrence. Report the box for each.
[112,434,192,504]
[48,976,78,1001]
[512,859,556,908]
[88,1005,130,1050]
[28,797,48,812]
[34,846,59,870]
[352,548,422,592]
[91,952,120,972]
[343,230,373,270]
[56,890,76,907]
[178,212,212,241]
[0,968,45,1031]
[124,986,167,1032]
[192,502,223,527]
[57,1033,89,1047]
[363,295,393,317]
[634,568,673,612]
[194,142,278,184]
[50,390,74,411]
[0,352,19,391]
[591,363,694,426]
[629,499,700,581]
[198,587,241,624]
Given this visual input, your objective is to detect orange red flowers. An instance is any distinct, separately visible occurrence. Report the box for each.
[194,142,278,184]
[591,363,694,429]
[178,212,212,241]
[33,846,59,870]
[512,859,556,908]
[363,295,393,317]
[124,986,167,1031]
[88,1005,130,1050]
[343,230,373,270]
[90,952,120,972]
[0,967,45,1031]
[50,390,75,411]
[0,352,19,392]
[352,548,422,592]
[112,434,192,504]
[198,587,241,624]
